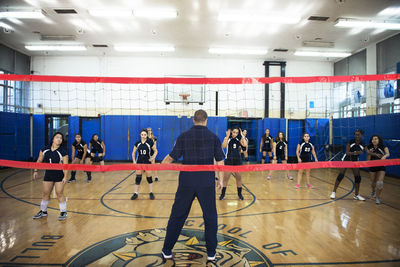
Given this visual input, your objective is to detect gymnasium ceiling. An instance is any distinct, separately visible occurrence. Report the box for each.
[0,0,399,61]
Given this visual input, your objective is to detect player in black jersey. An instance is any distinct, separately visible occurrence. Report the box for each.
[240,129,250,165]
[86,134,105,181]
[32,132,69,221]
[147,127,159,182]
[68,133,90,182]
[131,129,158,200]
[296,133,318,189]
[271,131,293,180]
[330,129,366,201]
[366,135,390,204]
[220,127,248,200]
[260,128,273,164]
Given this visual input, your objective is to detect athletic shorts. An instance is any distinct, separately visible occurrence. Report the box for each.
[369,166,386,172]
[262,147,272,152]
[241,146,247,152]
[137,159,151,164]
[275,154,286,162]
[44,174,64,182]
[300,156,312,163]
[90,148,103,154]
[76,153,84,160]
[342,155,359,162]
[225,158,242,166]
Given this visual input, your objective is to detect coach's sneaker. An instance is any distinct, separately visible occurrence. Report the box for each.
[330,192,336,199]
[353,194,366,201]
[370,191,376,199]
[33,210,47,219]
[376,198,381,205]
[207,254,216,262]
[161,250,172,262]
[58,212,67,221]
[295,184,300,189]
[131,193,138,200]
[149,192,155,200]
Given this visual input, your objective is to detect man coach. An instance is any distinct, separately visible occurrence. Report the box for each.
[161,109,225,262]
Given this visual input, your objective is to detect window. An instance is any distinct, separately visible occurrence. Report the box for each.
[0,70,29,113]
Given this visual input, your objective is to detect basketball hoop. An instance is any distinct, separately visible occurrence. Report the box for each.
[179,93,190,104]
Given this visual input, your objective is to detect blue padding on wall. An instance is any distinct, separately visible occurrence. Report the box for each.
[288,120,304,158]
[15,113,30,160]
[68,116,79,158]
[385,140,400,177]
[0,112,30,160]
[33,114,45,159]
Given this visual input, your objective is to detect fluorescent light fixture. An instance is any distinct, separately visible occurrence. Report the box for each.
[294,51,351,58]
[114,45,175,52]
[25,45,87,51]
[378,7,400,17]
[0,22,13,30]
[209,47,268,55]
[335,18,400,30]
[0,10,44,19]
[218,11,301,24]
[88,9,133,17]
[134,9,178,19]
[7,18,23,25]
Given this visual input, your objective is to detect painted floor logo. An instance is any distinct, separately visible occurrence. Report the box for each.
[66,228,270,266]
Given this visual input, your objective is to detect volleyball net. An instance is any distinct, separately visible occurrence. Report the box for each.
[0,73,399,174]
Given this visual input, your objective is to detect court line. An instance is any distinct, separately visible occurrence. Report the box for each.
[273,258,400,266]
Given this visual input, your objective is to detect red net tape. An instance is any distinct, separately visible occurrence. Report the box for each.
[0,159,399,172]
[0,74,399,84]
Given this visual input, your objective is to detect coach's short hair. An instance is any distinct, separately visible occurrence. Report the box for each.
[193,109,208,122]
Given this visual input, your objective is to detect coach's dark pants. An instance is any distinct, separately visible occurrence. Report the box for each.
[163,185,217,256]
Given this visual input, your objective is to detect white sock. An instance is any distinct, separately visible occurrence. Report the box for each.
[40,200,49,212]
[59,202,67,212]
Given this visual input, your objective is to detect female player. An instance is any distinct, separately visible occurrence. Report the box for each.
[220,127,248,200]
[296,133,318,189]
[260,128,273,164]
[240,129,250,164]
[270,131,293,180]
[32,132,69,221]
[366,135,390,204]
[68,133,90,182]
[131,129,158,200]
[87,134,106,181]
[147,127,159,182]
[330,129,366,201]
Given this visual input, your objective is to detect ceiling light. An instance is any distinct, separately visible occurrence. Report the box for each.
[335,18,400,30]
[25,45,87,51]
[294,51,351,57]
[88,9,133,17]
[134,9,178,19]
[209,47,268,55]
[0,22,13,30]
[378,7,400,17]
[114,45,175,52]
[218,11,300,24]
[0,10,45,19]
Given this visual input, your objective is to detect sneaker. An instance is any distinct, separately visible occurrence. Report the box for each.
[161,250,172,260]
[207,254,216,261]
[155,177,159,182]
[58,212,67,221]
[330,192,336,199]
[287,175,293,180]
[149,192,155,200]
[238,193,244,200]
[33,210,47,219]
[68,178,76,183]
[219,194,225,200]
[131,193,138,200]
[353,194,366,201]
[370,191,376,199]
[376,197,381,205]
[295,184,300,189]
[267,175,271,180]
[306,184,313,188]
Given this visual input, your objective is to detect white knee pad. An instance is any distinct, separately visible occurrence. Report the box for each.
[376,180,384,190]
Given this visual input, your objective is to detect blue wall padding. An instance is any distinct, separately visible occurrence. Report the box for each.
[287,120,304,157]
[32,114,45,159]
[0,112,29,160]
[305,119,329,161]
[68,116,80,157]
[385,140,400,177]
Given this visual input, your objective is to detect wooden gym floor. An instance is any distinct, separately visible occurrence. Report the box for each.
[0,166,399,266]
